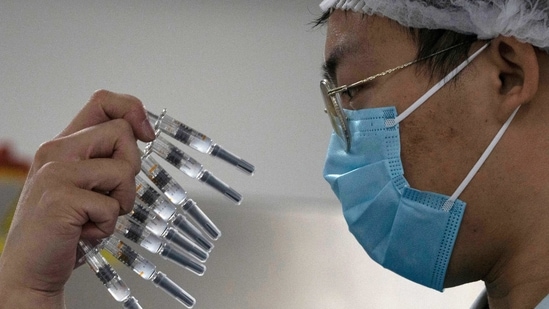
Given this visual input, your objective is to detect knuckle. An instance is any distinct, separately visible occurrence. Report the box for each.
[133,160,142,176]
[110,172,136,216]
[118,159,136,176]
[121,93,142,106]
[89,89,112,104]
[127,153,142,176]
[90,89,143,111]
[35,160,62,179]
[119,198,135,215]
[110,120,142,173]
[34,139,58,166]
[38,184,69,209]
[102,218,118,235]
[122,95,148,124]
[34,165,71,206]
[122,158,140,179]
[111,118,133,134]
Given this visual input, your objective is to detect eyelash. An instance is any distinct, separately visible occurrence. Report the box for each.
[341,86,362,100]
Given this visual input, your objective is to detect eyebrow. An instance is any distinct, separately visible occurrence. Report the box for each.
[321,56,337,82]
[321,41,360,83]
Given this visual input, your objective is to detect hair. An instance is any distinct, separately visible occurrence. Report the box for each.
[313,10,479,80]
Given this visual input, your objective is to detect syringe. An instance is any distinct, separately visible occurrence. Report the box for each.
[78,240,140,307]
[141,151,241,204]
[124,205,209,262]
[147,109,255,175]
[140,155,187,205]
[115,218,206,276]
[145,135,243,204]
[102,236,196,308]
[179,199,221,242]
[122,297,143,309]
[136,174,220,244]
[134,177,216,250]
[135,174,178,220]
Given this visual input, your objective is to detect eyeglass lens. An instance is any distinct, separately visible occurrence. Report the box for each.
[320,80,349,150]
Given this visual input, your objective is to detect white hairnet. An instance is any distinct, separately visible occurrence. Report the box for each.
[319,0,549,51]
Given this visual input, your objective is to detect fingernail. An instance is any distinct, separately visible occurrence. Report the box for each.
[142,116,156,140]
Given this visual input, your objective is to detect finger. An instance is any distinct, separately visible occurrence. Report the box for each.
[58,89,156,142]
[55,187,121,239]
[36,159,137,216]
[35,119,142,174]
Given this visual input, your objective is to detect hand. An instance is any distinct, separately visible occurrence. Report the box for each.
[0,90,156,308]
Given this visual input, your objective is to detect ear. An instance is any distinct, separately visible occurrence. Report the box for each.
[487,36,539,121]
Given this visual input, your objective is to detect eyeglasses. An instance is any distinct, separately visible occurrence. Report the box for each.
[320,43,465,152]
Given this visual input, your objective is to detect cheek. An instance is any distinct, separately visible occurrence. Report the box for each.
[398,114,436,190]
[377,77,428,110]
[382,74,488,193]
[397,103,476,195]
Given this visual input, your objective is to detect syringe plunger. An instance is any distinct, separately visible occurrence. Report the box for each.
[210,144,255,175]
[181,199,221,240]
[172,213,214,252]
[152,271,196,308]
[160,243,206,276]
[122,296,143,309]
[164,228,209,262]
[198,170,242,204]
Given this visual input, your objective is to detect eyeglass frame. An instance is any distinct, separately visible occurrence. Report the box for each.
[320,43,466,152]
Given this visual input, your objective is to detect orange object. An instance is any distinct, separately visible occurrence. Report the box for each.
[0,142,30,252]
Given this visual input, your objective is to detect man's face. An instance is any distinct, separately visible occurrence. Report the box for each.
[323,10,508,286]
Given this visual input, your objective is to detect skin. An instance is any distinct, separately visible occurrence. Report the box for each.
[0,9,547,309]
[0,89,156,308]
[324,10,549,308]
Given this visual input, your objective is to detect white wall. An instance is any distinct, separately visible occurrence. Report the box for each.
[0,1,483,308]
[0,0,332,200]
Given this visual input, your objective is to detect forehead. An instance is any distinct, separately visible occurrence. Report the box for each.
[324,10,418,80]
[325,10,415,52]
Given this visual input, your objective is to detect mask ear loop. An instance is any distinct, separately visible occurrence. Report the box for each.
[381,42,504,212]
[442,106,520,211]
[385,42,490,128]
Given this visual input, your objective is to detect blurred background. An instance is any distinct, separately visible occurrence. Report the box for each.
[0,1,483,308]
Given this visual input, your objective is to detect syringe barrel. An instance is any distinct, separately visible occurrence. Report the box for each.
[128,201,170,236]
[116,217,164,254]
[152,271,196,308]
[135,177,177,221]
[102,237,157,280]
[128,202,152,225]
[78,241,131,302]
[150,137,242,204]
[150,135,203,179]
[148,110,255,174]
[144,214,170,237]
[148,111,213,153]
[128,201,168,236]
[181,199,221,240]
[136,175,160,203]
[141,155,188,205]
[151,197,178,221]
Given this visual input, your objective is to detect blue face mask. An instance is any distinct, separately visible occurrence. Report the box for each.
[323,43,519,291]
